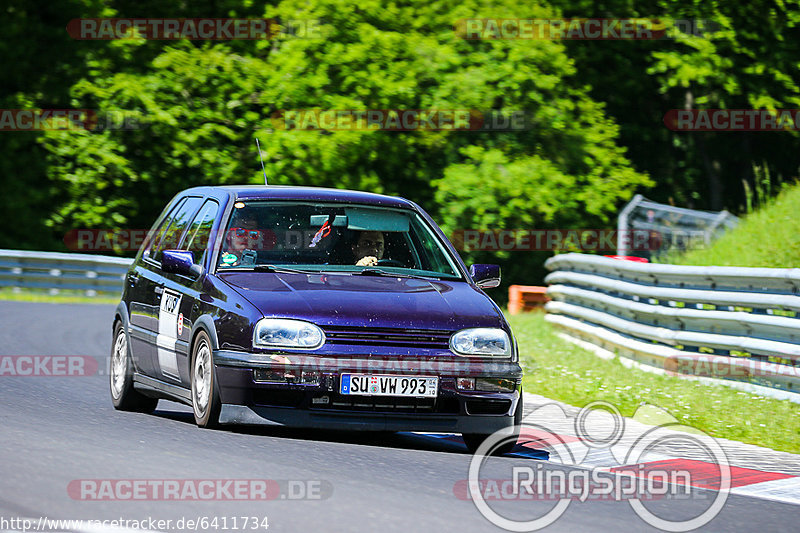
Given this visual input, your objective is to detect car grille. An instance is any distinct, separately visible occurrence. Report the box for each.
[322,326,452,349]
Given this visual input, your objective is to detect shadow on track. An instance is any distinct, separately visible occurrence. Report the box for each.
[151,405,548,460]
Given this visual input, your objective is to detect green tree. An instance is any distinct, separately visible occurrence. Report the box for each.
[548,0,800,211]
[39,0,649,294]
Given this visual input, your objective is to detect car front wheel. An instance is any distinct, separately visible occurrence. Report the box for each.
[109,322,158,413]
[191,330,221,428]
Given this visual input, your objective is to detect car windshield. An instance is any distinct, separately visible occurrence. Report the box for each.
[216,201,462,279]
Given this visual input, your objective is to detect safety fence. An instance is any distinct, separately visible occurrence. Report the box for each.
[0,249,132,296]
[544,253,800,396]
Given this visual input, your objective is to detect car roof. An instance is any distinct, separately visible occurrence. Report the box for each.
[182,185,417,209]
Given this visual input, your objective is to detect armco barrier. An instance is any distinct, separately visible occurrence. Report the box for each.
[0,249,133,296]
[544,253,800,395]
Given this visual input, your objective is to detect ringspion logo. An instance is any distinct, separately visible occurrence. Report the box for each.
[465,402,731,531]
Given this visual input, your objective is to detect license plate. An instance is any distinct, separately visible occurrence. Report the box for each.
[340,374,438,398]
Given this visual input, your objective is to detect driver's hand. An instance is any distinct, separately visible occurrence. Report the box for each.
[356,256,378,266]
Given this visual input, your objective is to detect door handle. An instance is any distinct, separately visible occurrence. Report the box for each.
[154,285,164,295]
[127,272,139,286]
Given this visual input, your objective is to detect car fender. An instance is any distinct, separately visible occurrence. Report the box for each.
[189,313,220,354]
[114,301,147,374]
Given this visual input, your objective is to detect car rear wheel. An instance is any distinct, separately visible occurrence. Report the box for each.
[109,322,158,413]
[462,393,523,455]
[191,330,221,428]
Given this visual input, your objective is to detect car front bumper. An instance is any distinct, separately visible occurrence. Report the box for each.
[213,350,523,433]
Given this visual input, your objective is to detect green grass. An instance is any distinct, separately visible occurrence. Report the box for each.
[509,311,800,454]
[0,287,119,305]
[667,182,800,267]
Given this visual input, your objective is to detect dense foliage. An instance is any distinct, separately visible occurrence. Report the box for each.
[2,0,798,287]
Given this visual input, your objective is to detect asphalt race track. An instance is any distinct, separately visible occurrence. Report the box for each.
[0,301,797,532]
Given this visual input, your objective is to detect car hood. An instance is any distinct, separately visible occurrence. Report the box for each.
[217,271,505,331]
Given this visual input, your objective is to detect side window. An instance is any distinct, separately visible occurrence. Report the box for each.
[143,198,187,261]
[152,197,204,262]
[181,199,220,264]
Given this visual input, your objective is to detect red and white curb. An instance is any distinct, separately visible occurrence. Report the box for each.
[516,392,800,505]
[416,392,800,506]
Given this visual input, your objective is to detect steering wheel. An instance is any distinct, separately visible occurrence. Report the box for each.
[376,259,404,267]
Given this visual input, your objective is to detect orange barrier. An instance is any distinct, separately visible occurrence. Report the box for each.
[508,285,549,314]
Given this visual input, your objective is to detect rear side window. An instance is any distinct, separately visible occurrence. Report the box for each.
[181,199,220,264]
[152,196,203,262]
[143,197,187,261]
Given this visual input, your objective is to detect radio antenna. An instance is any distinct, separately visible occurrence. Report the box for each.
[255,136,268,185]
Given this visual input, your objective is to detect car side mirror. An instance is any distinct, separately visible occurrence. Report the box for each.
[469,264,500,288]
[162,250,204,279]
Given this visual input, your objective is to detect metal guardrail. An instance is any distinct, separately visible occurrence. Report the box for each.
[0,249,133,296]
[544,253,800,395]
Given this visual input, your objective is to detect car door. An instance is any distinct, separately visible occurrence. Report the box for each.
[127,197,187,378]
[142,196,204,382]
[159,198,221,387]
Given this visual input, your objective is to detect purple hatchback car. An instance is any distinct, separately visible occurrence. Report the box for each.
[110,186,523,453]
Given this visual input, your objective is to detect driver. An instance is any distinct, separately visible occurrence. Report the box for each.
[352,231,385,266]
[221,215,262,267]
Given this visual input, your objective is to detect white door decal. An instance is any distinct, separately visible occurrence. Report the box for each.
[157,290,182,380]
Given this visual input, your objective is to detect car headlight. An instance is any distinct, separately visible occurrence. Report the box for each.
[253,318,325,349]
[449,328,511,357]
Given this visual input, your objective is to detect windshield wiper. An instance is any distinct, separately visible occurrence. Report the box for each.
[252,264,317,274]
[354,268,441,280]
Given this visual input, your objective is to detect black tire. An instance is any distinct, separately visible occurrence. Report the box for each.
[190,330,221,428]
[463,393,523,455]
[109,322,159,413]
